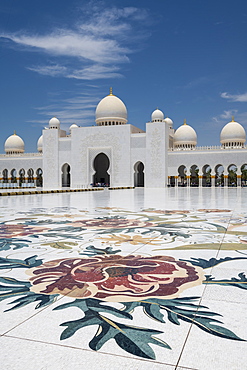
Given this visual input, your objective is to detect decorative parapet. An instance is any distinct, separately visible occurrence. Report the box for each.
[168,145,247,152]
[0,153,43,158]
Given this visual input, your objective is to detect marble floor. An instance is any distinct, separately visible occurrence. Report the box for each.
[0,187,246,370]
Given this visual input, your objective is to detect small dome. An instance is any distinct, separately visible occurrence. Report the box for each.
[69,123,79,131]
[37,135,43,152]
[5,132,25,154]
[151,109,164,122]
[173,120,197,148]
[49,117,60,129]
[220,118,246,147]
[95,89,127,126]
[164,117,174,126]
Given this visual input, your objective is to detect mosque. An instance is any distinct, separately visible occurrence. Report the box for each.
[1,89,247,189]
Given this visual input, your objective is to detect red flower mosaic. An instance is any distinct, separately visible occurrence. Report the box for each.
[28,255,204,302]
[71,217,155,229]
[0,224,48,238]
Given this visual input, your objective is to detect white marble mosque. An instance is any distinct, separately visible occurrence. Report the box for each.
[1,89,247,189]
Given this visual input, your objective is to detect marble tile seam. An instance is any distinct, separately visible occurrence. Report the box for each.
[1,292,67,336]
[1,333,178,367]
[200,210,234,286]
[175,366,199,370]
[173,312,199,370]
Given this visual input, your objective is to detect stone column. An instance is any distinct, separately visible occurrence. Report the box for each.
[224,175,228,187]
[237,174,242,187]
[211,174,215,187]
[175,176,178,187]
[187,176,190,187]
[198,174,203,187]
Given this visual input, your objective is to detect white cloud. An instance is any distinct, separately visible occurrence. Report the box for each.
[2,31,129,64]
[78,7,148,37]
[30,92,101,128]
[221,92,247,102]
[28,64,67,77]
[28,63,122,80]
[211,109,247,127]
[212,109,238,123]
[67,65,122,80]
[220,110,238,119]
[0,5,149,80]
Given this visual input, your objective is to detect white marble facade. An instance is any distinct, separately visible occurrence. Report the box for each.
[1,90,247,189]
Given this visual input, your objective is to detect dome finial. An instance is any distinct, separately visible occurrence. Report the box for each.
[14,130,16,135]
[232,115,235,122]
[109,87,113,96]
[184,119,187,125]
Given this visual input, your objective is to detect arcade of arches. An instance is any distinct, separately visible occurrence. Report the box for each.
[3,162,246,189]
[1,168,43,187]
[169,164,247,187]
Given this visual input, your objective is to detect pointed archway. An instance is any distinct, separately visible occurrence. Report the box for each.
[134,161,144,187]
[36,168,43,187]
[93,153,110,186]
[61,163,71,187]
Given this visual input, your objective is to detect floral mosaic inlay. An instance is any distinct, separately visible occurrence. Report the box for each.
[0,205,247,360]
[28,255,204,301]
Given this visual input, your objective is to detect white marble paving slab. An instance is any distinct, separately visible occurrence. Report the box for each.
[0,188,247,368]
[5,294,192,366]
[177,300,247,370]
[0,335,175,370]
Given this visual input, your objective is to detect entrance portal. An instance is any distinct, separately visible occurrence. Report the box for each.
[61,163,70,187]
[93,153,110,186]
[134,161,144,187]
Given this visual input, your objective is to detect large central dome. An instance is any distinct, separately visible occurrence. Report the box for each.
[95,89,128,126]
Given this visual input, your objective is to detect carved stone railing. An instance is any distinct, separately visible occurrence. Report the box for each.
[168,145,247,151]
[0,153,42,158]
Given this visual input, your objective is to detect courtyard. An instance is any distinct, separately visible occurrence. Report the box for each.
[0,187,246,369]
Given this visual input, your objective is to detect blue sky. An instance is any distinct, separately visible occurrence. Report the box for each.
[1,0,247,152]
